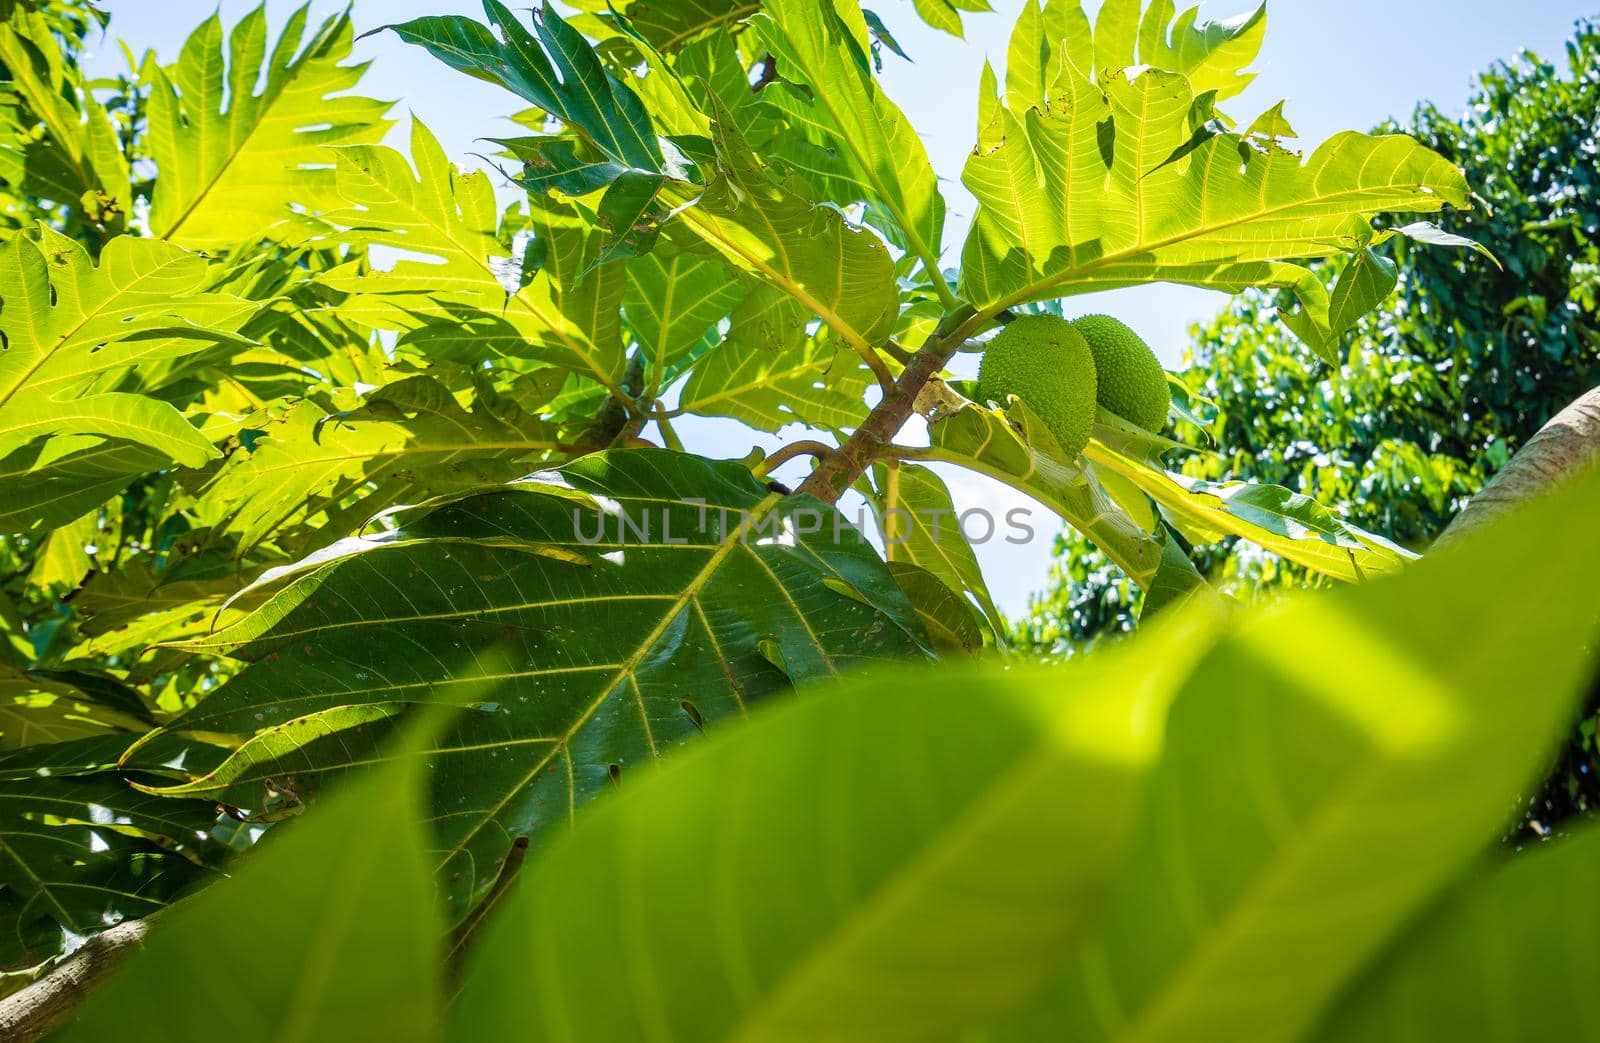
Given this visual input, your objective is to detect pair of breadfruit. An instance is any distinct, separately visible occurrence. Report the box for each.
[975,313,1169,454]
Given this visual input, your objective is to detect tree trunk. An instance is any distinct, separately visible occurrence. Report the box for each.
[1434,384,1600,550]
[0,916,153,1043]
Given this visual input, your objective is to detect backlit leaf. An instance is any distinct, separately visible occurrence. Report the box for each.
[961,11,1467,360]
[145,3,392,249]
[318,121,627,391]
[198,375,566,552]
[753,0,947,284]
[678,286,874,432]
[0,228,254,482]
[992,463,1600,1043]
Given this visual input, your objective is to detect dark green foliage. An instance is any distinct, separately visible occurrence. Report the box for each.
[1071,313,1171,432]
[1023,17,1600,826]
[976,314,1098,455]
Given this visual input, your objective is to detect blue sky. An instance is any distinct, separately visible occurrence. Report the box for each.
[90,1,1600,615]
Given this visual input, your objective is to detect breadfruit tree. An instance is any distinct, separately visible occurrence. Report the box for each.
[0,0,1541,1037]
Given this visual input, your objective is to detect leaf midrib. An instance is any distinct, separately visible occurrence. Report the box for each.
[658,4,760,50]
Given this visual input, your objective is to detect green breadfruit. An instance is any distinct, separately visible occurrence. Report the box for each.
[1071,313,1171,432]
[975,314,1097,456]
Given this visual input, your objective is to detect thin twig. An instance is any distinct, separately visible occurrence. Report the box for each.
[653,405,685,452]
[755,440,836,477]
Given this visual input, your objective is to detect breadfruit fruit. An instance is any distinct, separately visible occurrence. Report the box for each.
[1070,314,1171,432]
[975,314,1097,455]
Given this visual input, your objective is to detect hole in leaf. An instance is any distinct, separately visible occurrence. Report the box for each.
[680,700,704,731]
[607,763,622,785]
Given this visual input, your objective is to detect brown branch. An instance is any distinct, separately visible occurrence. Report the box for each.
[1434,384,1600,551]
[796,306,987,503]
[0,916,155,1043]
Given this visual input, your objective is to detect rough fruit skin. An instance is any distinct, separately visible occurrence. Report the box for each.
[976,314,1097,455]
[1071,313,1171,432]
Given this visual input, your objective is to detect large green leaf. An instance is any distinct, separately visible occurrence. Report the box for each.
[677,285,874,432]
[1132,1,1267,100]
[448,607,1225,1042]
[752,0,947,288]
[0,734,148,784]
[140,450,932,924]
[0,660,149,751]
[1312,825,1600,1042]
[623,249,744,393]
[1008,0,1266,106]
[0,437,167,534]
[591,0,760,52]
[67,555,265,655]
[57,728,443,1043]
[198,375,565,552]
[990,465,1600,1042]
[381,2,691,278]
[450,461,1600,1043]
[392,3,901,362]
[317,121,627,392]
[960,2,1468,361]
[883,560,984,655]
[0,228,254,483]
[145,3,392,249]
